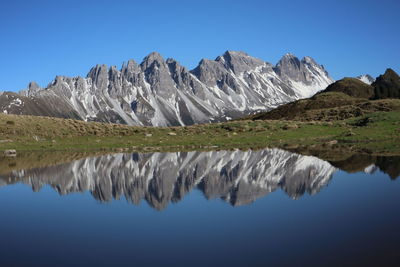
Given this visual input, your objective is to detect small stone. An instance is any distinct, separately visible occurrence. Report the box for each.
[327,140,338,145]
[168,132,177,136]
[4,149,17,157]
[145,133,152,137]
[282,124,298,130]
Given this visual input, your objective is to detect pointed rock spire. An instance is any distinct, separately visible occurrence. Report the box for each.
[141,52,165,70]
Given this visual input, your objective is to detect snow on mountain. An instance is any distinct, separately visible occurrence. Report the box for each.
[5,51,334,126]
[356,74,375,85]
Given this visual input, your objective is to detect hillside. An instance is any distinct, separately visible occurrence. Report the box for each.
[0,110,399,155]
[322,78,374,99]
[249,92,400,121]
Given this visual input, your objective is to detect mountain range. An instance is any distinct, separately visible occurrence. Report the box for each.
[0,51,334,126]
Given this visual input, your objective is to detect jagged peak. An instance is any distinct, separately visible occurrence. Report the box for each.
[18,81,41,97]
[121,59,140,76]
[282,52,297,58]
[55,75,65,83]
[383,68,398,77]
[277,53,300,62]
[194,58,220,70]
[198,58,215,64]
[166,58,189,75]
[276,53,301,69]
[165,58,178,65]
[121,59,138,69]
[373,68,400,83]
[221,50,249,59]
[28,81,40,90]
[216,50,265,74]
[87,64,108,79]
[140,52,166,70]
[166,58,186,69]
[142,52,164,63]
[301,56,317,64]
[92,64,108,70]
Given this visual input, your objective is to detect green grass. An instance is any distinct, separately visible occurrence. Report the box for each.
[0,111,399,155]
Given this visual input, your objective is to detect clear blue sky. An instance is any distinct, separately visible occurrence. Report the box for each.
[1,0,399,91]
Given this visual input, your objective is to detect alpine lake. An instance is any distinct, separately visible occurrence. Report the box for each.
[0,147,399,266]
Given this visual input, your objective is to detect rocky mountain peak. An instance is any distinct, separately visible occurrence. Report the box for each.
[141,52,165,70]
[190,58,224,85]
[87,64,108,90]
[273,53,334,96]
[216,50,265,74]
[383,68,398,78]
[28,81,40,90]
[276,53,301,70]
[302,56,318,65]
[122,59,139,73]
[27,81,41,96]
[87,64,107,78]
[166,58,187,73]
[18,81,41,97]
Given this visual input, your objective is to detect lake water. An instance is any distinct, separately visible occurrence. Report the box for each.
[0,148,399,266]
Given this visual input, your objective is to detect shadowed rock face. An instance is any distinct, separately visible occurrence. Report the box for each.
[0,91,81,119]
[0,149,338,210]
[2,51,334,126]
[372,68,400,99]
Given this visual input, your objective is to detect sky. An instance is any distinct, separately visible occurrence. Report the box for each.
[0,0,399,92]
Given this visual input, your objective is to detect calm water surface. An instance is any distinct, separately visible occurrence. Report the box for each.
[0,148,399,266]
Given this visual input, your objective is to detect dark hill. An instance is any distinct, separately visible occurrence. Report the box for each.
[248,92,400,121]
[372,68,400,99]
[322,78,374,99]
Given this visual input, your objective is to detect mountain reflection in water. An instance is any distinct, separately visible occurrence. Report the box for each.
[0,148,398,210]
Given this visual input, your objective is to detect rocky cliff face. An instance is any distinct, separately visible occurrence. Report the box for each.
[3,51,334,126]
[0,148,336,210]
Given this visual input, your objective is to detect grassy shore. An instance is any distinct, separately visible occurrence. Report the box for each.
[0,111,399,154]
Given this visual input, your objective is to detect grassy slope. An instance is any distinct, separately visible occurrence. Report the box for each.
[0,110,399,155]
[248,92,400,121]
